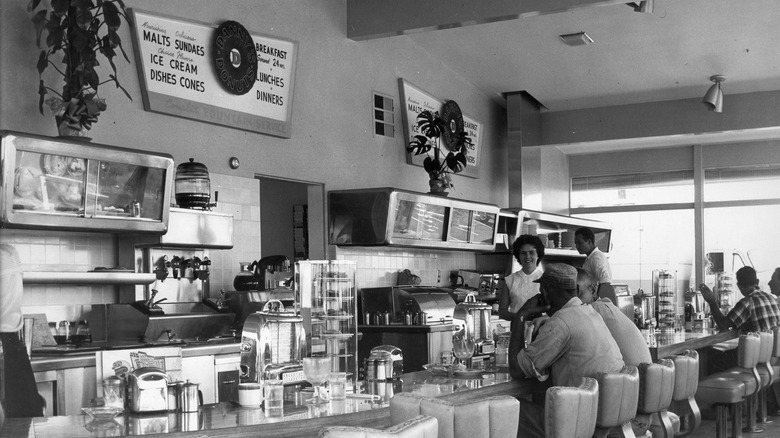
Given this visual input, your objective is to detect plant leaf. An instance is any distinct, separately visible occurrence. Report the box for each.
[407,135,432,155]
[31,10,47,47]
[51,0,69,15]
[36,50,49,75]
[110,74,133,101]
[445,152,467,173]
[28,0,43,12]
[38,80,47,115]
[103,1,121,31]
[75,6,93,30]
[423,156,441,176]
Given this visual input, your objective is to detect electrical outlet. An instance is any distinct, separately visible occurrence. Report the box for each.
[437,270,441,283]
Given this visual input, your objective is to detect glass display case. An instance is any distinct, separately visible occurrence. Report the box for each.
[1,131,173,233]
[295,260,357,391]
[328,188,500,251]
[496,209,611,257]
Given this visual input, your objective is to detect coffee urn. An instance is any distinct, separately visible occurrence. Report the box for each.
[452,294,495,355]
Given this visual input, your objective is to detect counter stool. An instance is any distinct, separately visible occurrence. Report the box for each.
[695,332,760,438]
[389,393,519,438]
[545,377,599,438]
[770,326,780,416]
[756,329,778,423]
[721,331,771,432]
[669,349,701,436]
[593,365,640,438]
[638,359,675,438]
[319,414,439,438]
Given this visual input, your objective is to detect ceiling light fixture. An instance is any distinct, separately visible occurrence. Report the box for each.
[627,1,654,14]
[702,75,725,113]
[559,32,593,47]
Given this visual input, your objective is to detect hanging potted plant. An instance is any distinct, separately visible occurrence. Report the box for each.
[406,107,471,195]
[29,0,133,138]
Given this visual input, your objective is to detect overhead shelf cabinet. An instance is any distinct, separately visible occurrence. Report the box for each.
[1,131,173,233]
[328,188,500,251]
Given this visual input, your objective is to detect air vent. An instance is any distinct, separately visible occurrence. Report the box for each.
[559,32,593,47]
[373,92,394,138]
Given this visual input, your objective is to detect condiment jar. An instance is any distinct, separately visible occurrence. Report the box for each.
[102,376,125,409]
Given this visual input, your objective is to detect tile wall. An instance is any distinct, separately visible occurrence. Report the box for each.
[334,246,476,290]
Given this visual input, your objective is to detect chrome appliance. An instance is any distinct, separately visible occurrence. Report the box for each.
[239,300,306,385]
[126,367,169,413]
[452,293,494,355]
[364,345,403,381]
[359,286,456,325]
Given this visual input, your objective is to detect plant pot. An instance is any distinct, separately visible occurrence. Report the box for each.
[428,178,449,196]
[56,120,91,141]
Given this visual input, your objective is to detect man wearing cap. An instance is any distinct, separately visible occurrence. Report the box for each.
[513,263,624,438]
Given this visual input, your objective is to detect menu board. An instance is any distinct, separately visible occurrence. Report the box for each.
[129,9,298,137]
[399,79,482,178]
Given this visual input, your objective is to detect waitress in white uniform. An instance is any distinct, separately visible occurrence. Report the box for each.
[498,235,545,329]
[0,244,45,417]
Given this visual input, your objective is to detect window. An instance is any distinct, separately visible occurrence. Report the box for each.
[704,164,780,202]
[571,170,693,208]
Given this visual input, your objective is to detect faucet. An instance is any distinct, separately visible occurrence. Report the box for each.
[153,256,169,281]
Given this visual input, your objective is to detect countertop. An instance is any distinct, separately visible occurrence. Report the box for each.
[650,328,738,360]
[2,370,534,438]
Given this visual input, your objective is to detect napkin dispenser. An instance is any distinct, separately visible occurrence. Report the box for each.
[126,367,169,413]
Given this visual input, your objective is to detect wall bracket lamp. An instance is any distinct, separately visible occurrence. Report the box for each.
[702,75,725,113]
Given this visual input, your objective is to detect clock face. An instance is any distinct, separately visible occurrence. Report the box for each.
[440,100,464,151]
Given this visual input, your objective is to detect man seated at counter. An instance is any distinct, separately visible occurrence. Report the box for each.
[577,269,652,367]
[510,263,625,438]
[699,266,780,373]
[769,267,780,302]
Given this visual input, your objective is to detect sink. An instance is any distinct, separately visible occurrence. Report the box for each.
[107,304,235,343]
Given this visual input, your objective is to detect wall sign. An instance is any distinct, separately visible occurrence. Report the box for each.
[399,79,482,178]
[129,9,298,138]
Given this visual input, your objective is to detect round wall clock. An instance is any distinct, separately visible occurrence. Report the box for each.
[440,100,465,151]
[212,21,258,95]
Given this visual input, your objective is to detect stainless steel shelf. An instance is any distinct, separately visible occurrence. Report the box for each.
[22,271,157,285]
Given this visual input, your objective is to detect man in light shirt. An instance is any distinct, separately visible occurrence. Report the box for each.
[513,263,624,438]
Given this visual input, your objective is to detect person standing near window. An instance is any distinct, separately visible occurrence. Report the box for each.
[575,227,613,294]
[498,235,545,329]
[0,244,45,418]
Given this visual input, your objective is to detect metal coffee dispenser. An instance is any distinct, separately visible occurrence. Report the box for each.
[239,300,306,385]
[452,293,495,355]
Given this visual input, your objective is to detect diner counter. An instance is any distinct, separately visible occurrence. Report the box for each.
[1,370,533,438]
[650,328,738,360]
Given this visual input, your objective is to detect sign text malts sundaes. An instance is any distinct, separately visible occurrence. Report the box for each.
[144,28,206,92]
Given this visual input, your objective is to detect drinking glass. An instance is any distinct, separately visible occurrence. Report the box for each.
[452,334,476,369]
[302,356,332,404]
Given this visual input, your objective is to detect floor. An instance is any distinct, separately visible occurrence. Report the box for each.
[684,405,780,438]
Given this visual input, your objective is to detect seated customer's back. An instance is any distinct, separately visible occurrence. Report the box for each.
[577,269,651,367]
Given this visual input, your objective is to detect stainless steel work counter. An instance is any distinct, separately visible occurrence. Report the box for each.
[31,341,241,372]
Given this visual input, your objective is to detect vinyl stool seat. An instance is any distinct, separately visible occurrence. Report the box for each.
[668,349,701,436]
[593,365,640,438]
[695,332,761,438]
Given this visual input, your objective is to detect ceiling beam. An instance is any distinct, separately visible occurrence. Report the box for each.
[347,0,628,40]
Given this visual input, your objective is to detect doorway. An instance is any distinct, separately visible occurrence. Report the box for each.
[256,176,326,262]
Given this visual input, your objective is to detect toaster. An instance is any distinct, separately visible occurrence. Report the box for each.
[126,367,169,413]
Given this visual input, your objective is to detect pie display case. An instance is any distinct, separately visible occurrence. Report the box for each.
[295,260,358,391]
[328,188,499,251]
[1,131,173,233]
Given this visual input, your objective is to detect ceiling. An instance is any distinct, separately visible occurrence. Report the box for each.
[383,0,780,112]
